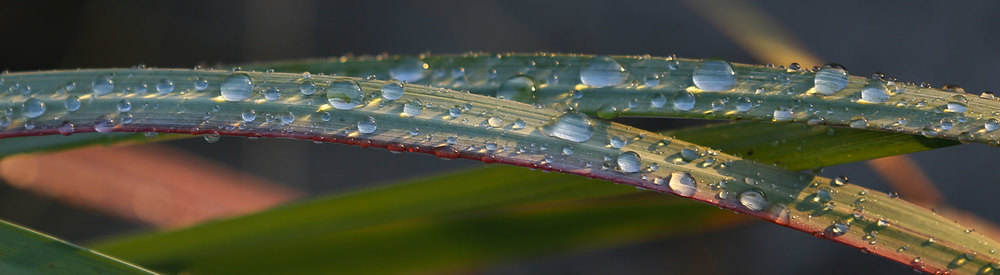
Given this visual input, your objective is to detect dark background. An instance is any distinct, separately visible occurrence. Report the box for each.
[1,1,999,274]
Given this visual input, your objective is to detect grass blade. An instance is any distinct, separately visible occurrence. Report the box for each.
[260,53,1000,146]
[91,165,745,274]
[0,68,995,273]
[0,219,154,274]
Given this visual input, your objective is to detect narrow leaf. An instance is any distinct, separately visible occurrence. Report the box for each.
[0,219,153,274]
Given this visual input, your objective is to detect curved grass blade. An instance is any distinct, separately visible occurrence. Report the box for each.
[259,53,1000,146]
[0,132,186,158]
[91,165,746,274]
[0,219,154,274]
[665,122,959,171]
[0,68,995,273]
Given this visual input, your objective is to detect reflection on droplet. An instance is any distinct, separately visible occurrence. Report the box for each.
[539,112,594,142]
[692,60,736,92]
[668,171,697,197]
[580,56,628,88]
[616,151,641,173]
[358,116,377,134]
[327,80,364,110]
[220,74,253,102]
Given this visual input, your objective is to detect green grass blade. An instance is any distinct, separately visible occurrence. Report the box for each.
[0,219,154,274]
[259,53,1000,146]
[91,166,743,274]
[0,68,994,273]
[0,132,187,158]
[665,122,959,170]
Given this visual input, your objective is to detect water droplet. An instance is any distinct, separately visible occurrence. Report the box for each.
[596,105,620,119]
[240,109,256,122]
[380,80,404,100]
[813,65,849,95]
[280,111,295,124]
[986,119,998,132]
[668,171,697,197]
[945,94,968,113]
[92,75,114,96]
[220,74,253,101]
[403,100,423,116]
[327,80,364,110]
[692,60,736,92]
[64,96,81,112]
[616,151,641,173]
[357,116,377,134]
[113,99,131,112]
[651,94,667,108]
[562,146,574,156]
[580,56,628,88]
[194,78,209,91]
[673,91,696,111]
[21,98,45,118]
[203,133,220,143]
[512,119,526,130]
[264,87,281,101]
[58,121,75,135]
[834,175,849,186]
[827,221,849,237]
[849,117,868,128]
[736,97,753,112]
[644,72,661,87]
[156,79,174,94]
[449,107,463,118]
[94,115,115,133]
[496,76,536,103]
[609,136,627,148]
[772,107,793,122]
[320,112,332,122]
[389,57,428,82]
[739,189,767,211]
[487,116,504,128]
[860,81,890,104]
[539,112,594,142]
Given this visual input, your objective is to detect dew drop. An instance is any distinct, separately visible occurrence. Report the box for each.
[156,79,174,94]
[487,116,503,128]
[92,75,114,96]
[21,98,45,118]
[736,97,753,112]
[64,96,81,112]
[496,76,536,103]
[203,133,220,143]
[380,80,404,100]
[539,112,594,142]
[116,99,131,112]
[668,171,697,197]
[644,72,661,87]
[357,116,377,134]
[58,121,75,136]
[327,80,364,110]
[739,189,767,211]
[772,107,793,122]
[220,74,253,102]
[986,118,998,132]
[449,107,462,118]
[651,94,667,108]
[673,91,696,111]
[579,56,628,88]
[264,87,281,101]
[512,119,526,130]
[945,94,968,113]
[242,109,256,122]
[403,100,423,116]
[389,57,428,82]
[94,115,116,133]
[860,82,890,104]
[813,65,849,95]
[609,135,627,149]
[280,111,295,124]
[692,60,736,92]
[194,78,209,91]
[834,175,849,186]
[616,151,641,173]
[828,221,849,237]
[562,146,574,156]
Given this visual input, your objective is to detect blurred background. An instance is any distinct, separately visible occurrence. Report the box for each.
[1,0,999,274]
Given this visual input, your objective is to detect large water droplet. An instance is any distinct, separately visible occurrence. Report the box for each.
[616,151,641,173]
[496,76,536,103]
[264,87,281,101]
[327,80,364,110]
[739,189,767,211]
[945,94,968,113]
[860,82,890,104]
[357,116,377,134]
[668,171,697,197]
[389,57,428,82]
[673,91,696,111]
[539,112,594,142]
[773,107,793,122]
[92,75,114,96]
[986,118,999,132]
[220,74,253,102]
[380,80,404,100]
[299,82,316,95]
[64,96,81,112]
[692,60,736,92]
[21,98,45,118]
[156,79,174,94]
[579,56,627,88]
[813,65,849,95]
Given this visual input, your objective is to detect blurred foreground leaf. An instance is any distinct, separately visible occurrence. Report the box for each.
[0,219,153,274]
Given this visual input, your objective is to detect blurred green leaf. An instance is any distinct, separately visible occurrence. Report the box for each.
[0,133,187,158]
[0,219,153,274]
[666,122,958,170]
[92,165,744,274]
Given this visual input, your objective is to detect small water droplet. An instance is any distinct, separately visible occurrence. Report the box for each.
[94,115,115,133]
[92,75,114,96]
[562,146,574,156]
[580,56,628,88]
[827,221,849,237]
[860,81,890,104]
[487,116,504,128]
[668,171,697,197]
[512,119,526,130]
[403,100,423,116]
[496,76,536,103]
[673,91,696,111]
[833,175,849,186]
[773,107,793,122]
[242,109,256,122]
[609,136,627,149]
[264,87,281,101]
[320,112,332,121]
[203,133,220,143]
[539,112,594,142]
[220,74,253,101]
[692,60,736,92]
[194,78,209,91]
[64,96,81,112]
[644,72,660,87]
[986,119,998,132]
[280,111,295,124]
[616,151,641,173]
[58,121,75,135]
[357,116,377,134]
[736,97,753,112]
[327,80,364,110]
[651,94,667,108]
